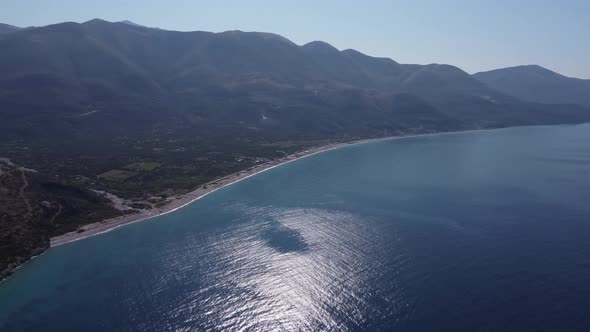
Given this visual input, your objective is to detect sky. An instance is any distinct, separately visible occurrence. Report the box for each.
[2,0,589,78]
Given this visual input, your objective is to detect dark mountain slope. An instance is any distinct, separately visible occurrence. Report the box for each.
[402,64,494,97]
[0,23,20,34]
[473,65,590,106]
[341,49,403,87]
[1,19,588,161]
[0,159,119,279]
[1,19,588,146]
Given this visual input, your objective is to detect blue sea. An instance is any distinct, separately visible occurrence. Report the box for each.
[1,125,590,331]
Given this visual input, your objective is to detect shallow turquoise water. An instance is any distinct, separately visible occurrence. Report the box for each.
[1,125,590,331]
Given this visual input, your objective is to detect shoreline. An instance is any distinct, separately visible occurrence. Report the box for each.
[49,128,494,247]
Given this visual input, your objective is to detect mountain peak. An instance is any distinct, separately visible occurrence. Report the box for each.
[251,32,297,45]
[475,65,564,79]
[474,64,568,79]
[217,30,297,47]
[474,65,590,105]
[302,40,339,52]
[83,18,111,25]
[519,64,547,70]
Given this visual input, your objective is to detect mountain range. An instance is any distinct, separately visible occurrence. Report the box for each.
[1,19,589,280]
[1,18,588,149]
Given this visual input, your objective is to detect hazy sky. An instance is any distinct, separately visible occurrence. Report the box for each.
[2,0,589,78]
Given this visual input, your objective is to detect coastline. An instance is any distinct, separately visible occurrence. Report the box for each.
[48,128,489,247]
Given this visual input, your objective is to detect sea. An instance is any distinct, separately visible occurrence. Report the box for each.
[1,124,590,331]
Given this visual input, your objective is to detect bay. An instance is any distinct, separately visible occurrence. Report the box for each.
[1,124,590,331]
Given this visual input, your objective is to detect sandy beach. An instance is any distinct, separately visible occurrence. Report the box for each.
[49,129,478,247]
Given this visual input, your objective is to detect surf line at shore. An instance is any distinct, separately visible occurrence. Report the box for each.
[49,128,495,247]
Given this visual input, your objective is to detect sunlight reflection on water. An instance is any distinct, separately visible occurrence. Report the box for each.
[149,207,410,331]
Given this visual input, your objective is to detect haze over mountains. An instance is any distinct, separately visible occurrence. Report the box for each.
[1,18,589,280]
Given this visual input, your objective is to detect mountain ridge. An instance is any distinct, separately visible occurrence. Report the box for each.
[1,19,588,149]
[473,65,590,106]
[0,23,21,34]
